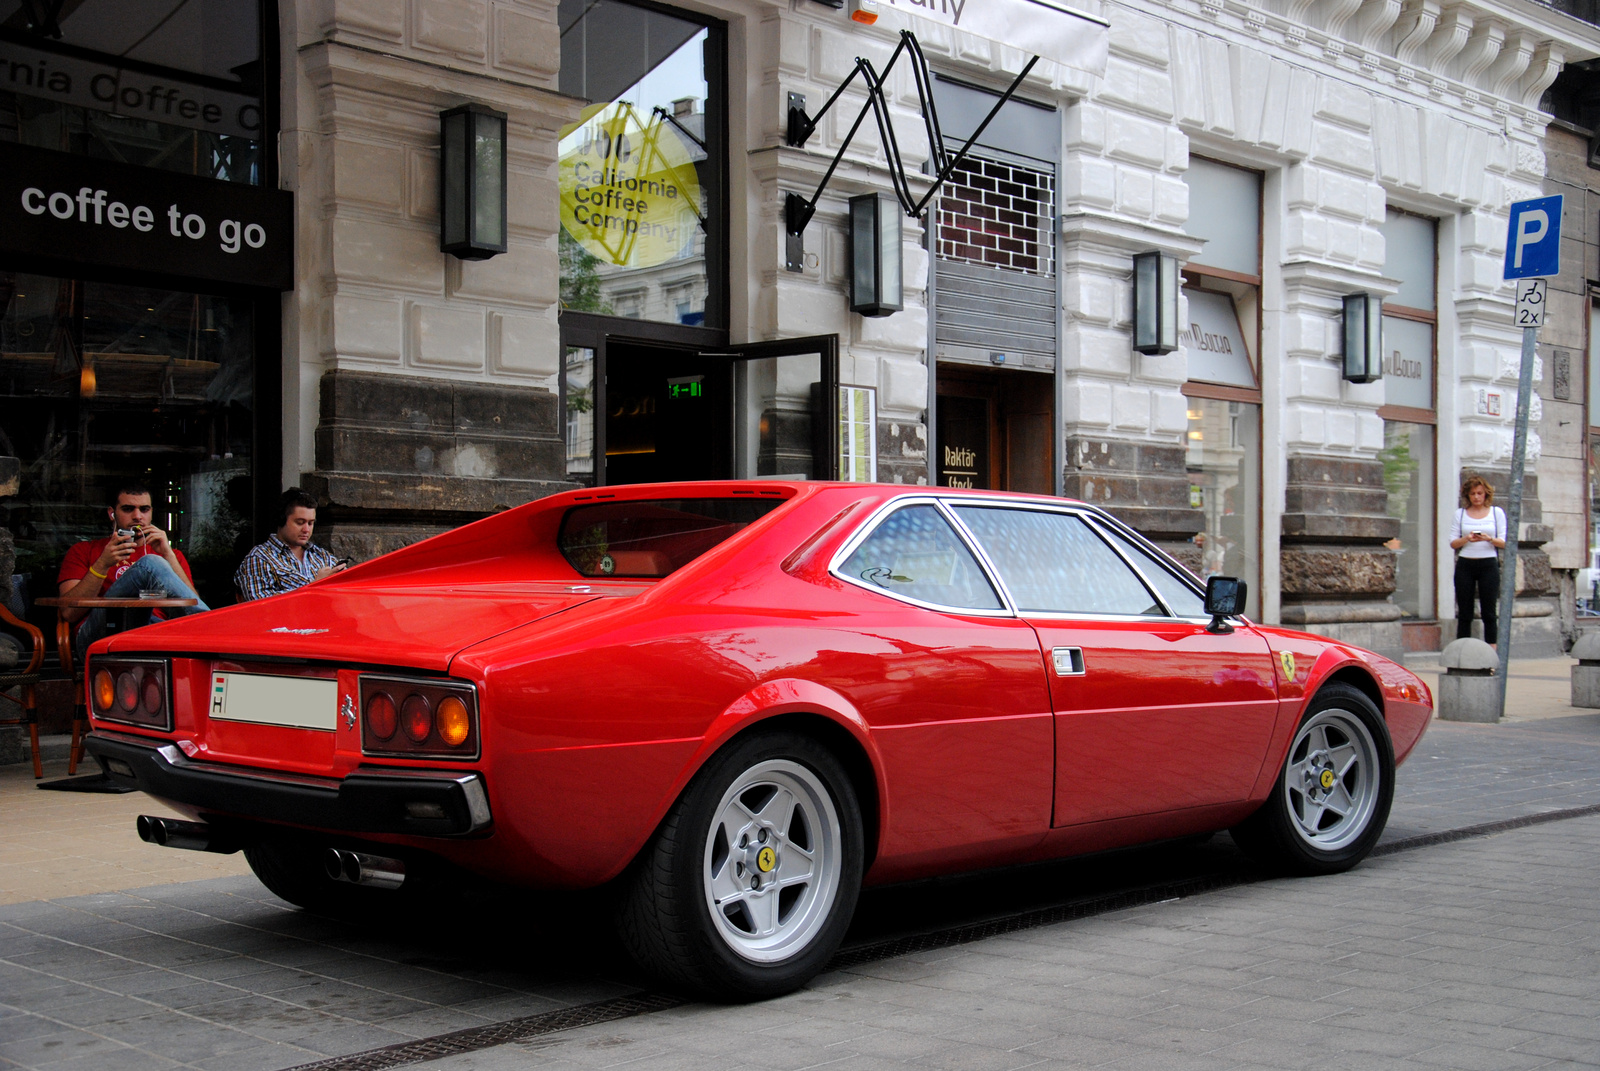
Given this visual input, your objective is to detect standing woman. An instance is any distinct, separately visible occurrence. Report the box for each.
[1449,475,1507,645]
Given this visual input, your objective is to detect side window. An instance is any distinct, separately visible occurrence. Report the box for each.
[839,505,1003,610]
[952,507,1163,616]
[1098,525,1206,617]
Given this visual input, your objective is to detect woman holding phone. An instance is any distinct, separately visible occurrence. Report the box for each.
[1448,475,1507,646]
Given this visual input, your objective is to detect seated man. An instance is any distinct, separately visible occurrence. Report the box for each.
[57,483,210,653]
[235,488,345,601]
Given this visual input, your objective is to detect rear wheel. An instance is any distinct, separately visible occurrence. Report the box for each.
[617,731,864,1000]
[1231,682,1394,875]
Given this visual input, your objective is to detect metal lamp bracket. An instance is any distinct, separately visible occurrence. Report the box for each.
[782,30,1039,272]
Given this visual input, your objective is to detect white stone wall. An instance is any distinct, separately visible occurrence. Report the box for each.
[279,0,576,486]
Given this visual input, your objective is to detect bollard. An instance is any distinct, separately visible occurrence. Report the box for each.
[1571,633,1600,708]
[1437,638,1500,722]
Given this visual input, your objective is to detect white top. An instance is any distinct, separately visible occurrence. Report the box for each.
[1451,506,1505,560]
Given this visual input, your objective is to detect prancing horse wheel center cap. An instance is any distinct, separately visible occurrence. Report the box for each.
[756,846,777,873]
[1319,768,1336,790]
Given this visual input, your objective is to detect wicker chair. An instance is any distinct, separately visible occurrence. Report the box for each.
[0,602,46,778]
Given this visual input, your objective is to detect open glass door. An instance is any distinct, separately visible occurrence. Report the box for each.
[718,335,840,481]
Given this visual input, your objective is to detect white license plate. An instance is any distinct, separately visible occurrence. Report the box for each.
[209,672,338,731]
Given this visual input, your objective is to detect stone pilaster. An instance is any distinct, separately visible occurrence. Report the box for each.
[1280,456,1403,657]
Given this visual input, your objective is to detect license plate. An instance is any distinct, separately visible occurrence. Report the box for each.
[209,672,338,731]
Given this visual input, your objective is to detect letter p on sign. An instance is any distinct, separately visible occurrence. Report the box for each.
[1504,195,1563,279]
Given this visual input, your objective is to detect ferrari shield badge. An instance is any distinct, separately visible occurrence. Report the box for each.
[1279,651,1297,682]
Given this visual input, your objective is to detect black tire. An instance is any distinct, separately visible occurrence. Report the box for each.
[243,838,407,919]
[1230,682,1395,876]
[617,731,864,1001]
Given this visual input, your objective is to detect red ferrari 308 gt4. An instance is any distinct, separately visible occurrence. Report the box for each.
[85,481,1432,999]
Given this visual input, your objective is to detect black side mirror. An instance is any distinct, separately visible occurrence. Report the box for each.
[1204,576,1247,634]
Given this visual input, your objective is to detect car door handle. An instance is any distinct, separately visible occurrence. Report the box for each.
[1051,647,1085,676]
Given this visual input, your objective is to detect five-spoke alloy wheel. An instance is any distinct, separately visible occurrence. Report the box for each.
[1231,682,1394,875]
[618,731,863,1000]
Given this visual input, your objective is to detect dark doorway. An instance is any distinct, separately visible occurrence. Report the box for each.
[605,341,731,484]
[936,365,1053,493]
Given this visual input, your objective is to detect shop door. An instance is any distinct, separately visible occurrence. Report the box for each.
[603,335,838,484]
[936,366,1052,493]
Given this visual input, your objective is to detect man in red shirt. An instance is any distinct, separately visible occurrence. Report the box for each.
[57,483,210,653]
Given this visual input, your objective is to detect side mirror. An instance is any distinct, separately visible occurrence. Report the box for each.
[1204,576,1247,634]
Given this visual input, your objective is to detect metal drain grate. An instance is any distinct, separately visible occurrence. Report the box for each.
[280,801,1600,1071]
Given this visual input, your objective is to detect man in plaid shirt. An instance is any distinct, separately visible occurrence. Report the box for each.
[235,488,347,601]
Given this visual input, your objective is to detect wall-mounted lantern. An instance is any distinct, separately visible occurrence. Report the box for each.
[439,103,507,260]
[849,192,902,317]
[1132,250,1179,355]
[1341,292,1384,383]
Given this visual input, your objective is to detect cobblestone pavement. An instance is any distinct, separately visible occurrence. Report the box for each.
[1,680,1597,1071]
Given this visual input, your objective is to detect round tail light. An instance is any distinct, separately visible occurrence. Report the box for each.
[436,696,470,747]
[116,672,138,711]
[93,670,115,712]
[366,693,397,740]
[141,676,163,715]
[401,694,432,743]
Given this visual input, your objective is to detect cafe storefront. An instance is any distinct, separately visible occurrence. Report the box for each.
[0,0,290,614]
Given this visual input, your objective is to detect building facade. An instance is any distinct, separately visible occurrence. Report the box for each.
[5,0,1600,663]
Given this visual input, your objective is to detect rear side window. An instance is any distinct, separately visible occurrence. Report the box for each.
[1098,525,1206,617]
[839,505,1002,610]
[559,498,782,577]
[952,507,1163,616]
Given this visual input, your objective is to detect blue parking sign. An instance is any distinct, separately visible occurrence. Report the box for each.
[1504,195,1563,279]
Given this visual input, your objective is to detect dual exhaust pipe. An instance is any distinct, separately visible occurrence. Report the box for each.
[136,816,406,890]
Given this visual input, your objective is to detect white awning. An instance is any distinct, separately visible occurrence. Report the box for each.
[880,0,1110,78]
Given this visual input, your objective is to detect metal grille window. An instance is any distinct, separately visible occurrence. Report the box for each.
[936,156,1055,277]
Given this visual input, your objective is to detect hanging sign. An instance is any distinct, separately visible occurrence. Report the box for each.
[880,0,1109,76]
[0,144,293,290]
[558,102,702,269]
[1181,288,1255,388]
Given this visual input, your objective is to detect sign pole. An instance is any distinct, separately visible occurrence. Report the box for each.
[1494,324,1538,721]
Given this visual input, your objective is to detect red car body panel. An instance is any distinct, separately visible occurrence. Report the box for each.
[88,481,1433,892]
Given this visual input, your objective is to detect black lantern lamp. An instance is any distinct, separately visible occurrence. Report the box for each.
[440,103,508,260]
[1342,292,1383,383]
[849,193,902,317]
[1132,250,1179,354]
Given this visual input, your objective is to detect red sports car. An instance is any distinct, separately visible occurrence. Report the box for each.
[85,482,1432,998]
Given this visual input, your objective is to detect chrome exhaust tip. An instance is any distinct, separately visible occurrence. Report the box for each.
[322,848,406,890]
[135,815,238,854]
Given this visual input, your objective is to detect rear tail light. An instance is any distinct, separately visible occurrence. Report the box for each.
[89,658,171,730]
[359,675,478,759]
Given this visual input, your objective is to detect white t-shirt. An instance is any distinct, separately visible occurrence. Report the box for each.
[1451,506,1505,560]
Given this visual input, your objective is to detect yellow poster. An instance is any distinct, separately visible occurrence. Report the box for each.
[559,101,702,269]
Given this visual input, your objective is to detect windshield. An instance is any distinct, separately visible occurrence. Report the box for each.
[558,498,783,577]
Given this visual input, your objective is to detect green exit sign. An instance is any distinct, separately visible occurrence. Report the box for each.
[667,375,704,400]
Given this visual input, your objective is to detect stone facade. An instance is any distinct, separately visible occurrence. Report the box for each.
[266,0,1600,650]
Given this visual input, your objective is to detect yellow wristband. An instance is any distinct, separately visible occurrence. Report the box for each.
[88,566,107,579]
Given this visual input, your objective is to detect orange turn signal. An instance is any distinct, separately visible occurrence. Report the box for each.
[93,669,114,712]
[436,696,470,747]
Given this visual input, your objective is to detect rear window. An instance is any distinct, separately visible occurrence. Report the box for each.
[558,498,784,578]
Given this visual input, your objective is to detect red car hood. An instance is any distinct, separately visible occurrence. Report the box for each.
[98,580,620,672]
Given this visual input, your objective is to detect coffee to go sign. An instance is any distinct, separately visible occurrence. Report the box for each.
[1,144,293,290]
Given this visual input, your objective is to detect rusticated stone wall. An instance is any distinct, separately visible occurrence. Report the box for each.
[1063,437,1203,572]
[1280,456,1401,657]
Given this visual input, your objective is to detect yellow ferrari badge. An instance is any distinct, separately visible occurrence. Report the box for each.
[1279,651,1297,682]
[756,846,776,873]
[1319,769,1336,790]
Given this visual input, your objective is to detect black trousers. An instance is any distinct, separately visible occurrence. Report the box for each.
[1454,555,1500,645]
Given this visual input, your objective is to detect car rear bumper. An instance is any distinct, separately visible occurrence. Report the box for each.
[86,731,493,836]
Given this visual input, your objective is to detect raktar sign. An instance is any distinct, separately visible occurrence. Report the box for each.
[0,41,261,140]
[0,144,294,290]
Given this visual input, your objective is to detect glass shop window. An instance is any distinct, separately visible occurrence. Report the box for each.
[1378,208,1438,624]
[0,0,266,185]
[557,0,724,328]
[0,272,255,611]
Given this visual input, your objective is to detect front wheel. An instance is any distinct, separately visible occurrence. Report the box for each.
[617,731,864,1000]
[1231,682,1394,875]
